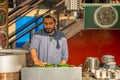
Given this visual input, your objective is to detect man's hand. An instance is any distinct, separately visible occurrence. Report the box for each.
[60,60,67,64]
[34,59,46,66]
[30,49,47,66]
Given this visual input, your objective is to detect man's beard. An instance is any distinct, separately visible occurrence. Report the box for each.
[44,27,55,34]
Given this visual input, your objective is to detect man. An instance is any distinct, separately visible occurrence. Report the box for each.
[29,13,68,66]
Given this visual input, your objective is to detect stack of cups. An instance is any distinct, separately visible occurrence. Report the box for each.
[95,69,120,79]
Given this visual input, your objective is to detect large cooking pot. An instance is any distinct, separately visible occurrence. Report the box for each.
[0,49,27,73]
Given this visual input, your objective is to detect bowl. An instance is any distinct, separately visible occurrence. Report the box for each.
[57,64,69,67]
[45,64,55,67]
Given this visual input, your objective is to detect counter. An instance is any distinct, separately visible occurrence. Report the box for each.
[21,67,82,80]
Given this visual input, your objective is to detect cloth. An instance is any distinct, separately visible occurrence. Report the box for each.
[29,29,68,64]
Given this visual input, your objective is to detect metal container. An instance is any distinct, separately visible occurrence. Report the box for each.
[102,55,115,63]
[0,49,27,73]
[84,57,100,73]
[0,72,19,80]
[0,49,27,80]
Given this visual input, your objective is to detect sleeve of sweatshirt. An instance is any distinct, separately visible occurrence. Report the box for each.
[61,38,69,61]
[29,35,40,52]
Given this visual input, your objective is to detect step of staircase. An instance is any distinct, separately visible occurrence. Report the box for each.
[63,19,84,39]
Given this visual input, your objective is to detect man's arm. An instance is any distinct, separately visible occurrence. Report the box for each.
[30,49,46,66]
[61,38,68,64]
[29,35,46,66]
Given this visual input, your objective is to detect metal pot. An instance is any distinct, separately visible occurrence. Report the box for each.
[0,72,19,80]
[0,49,27,73]
[84,57,100,73]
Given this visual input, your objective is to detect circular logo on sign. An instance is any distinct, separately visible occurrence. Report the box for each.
[0,8,7,28]
[94,5,118,28]
[0,31,8,49]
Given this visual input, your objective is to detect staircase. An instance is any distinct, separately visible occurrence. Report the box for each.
[62,19,84,39]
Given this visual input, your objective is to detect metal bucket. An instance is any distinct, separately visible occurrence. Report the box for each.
[0,49,28,80]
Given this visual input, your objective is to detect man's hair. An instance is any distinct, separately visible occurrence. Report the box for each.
[43,13,57,22]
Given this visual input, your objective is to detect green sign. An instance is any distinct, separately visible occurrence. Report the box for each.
[84,4,120,29]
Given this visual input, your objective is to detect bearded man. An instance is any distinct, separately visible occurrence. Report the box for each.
[29,13,68,66]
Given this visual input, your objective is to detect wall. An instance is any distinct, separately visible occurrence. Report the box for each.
[67,30,120,66]
[16,16,43,48]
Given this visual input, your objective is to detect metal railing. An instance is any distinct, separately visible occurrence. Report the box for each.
[8,0,44,26]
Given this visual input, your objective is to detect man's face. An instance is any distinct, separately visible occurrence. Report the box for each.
[43,18,56,33]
